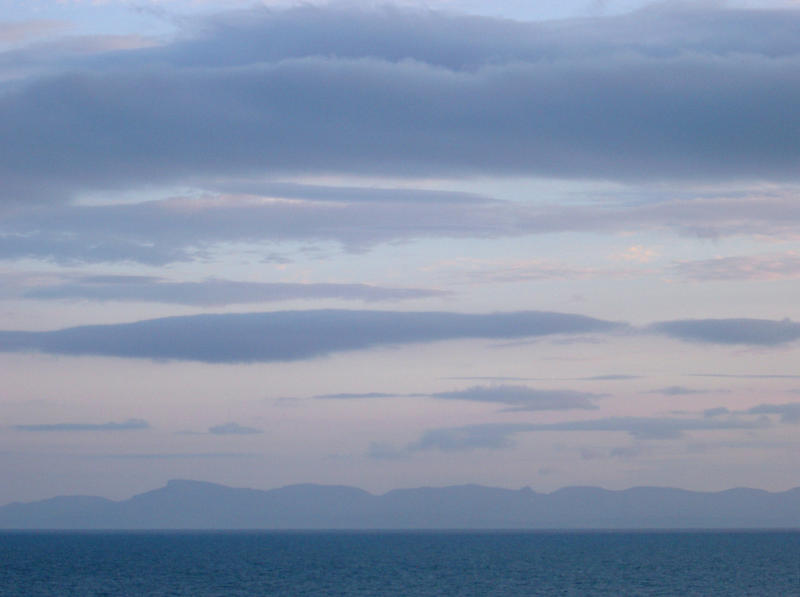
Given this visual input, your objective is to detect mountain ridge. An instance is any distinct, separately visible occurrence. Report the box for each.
[2,480,799,529]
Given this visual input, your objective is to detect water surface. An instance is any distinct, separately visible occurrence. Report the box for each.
[1,530,798,596]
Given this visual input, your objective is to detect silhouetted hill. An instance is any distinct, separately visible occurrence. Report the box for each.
[1,480,799,529]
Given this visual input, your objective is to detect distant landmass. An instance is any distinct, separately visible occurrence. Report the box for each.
[1,480,799,529]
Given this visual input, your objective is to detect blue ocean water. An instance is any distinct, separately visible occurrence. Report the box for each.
[0,530,798,596]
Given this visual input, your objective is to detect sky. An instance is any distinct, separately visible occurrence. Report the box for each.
[2,0,800,504]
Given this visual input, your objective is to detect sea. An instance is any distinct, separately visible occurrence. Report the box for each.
[1,530,798,596]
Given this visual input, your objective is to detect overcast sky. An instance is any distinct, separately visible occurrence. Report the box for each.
[2,0,800,503]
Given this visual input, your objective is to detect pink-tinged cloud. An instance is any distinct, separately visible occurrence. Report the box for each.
[674,252,800,281]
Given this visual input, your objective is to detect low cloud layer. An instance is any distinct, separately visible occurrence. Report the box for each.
[315,392,420,400]
[649,386,709,396]
[24,275,446,306]
[13,419,149,432]
[93,452,255,460]
[207,422,262,435]
[2,311,799,363]
[430,385,603,411]
[745,403,800,424]
[316,384,603,411]
[4,188,800,265]
[651,318,800,346]
[578,374,640,381]
[0,309,623,363]
[691,373,800,379]
[399,415,770,453]
[704,402,800,424]
[674,252,800,282]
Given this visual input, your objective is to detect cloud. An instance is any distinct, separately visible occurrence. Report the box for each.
[0,29,158,84]
[3,311,799,365]
[409,423,525,452]
[526,416,767,440]
[445,376,538,381]
[24,275,448,305]
[316,384,603,411]
[2,310,798,364]
[92,452,256,459]
[649,386,709,396]
[576,374,639,381]
[606,192,800,240]
[615,245,658,263]
[690,373,800,379]
[430,385,603,411]
[745,403,800,424]
[651,318,800,346]
[13,418,149,432]
[315,392,419,399]
[400,415,769,453]
[674,252,800,281]
[0,188,523,264]
[207,422,262,435]
[3,5,800,205]
[5,186,800,266]
[432,257,640,284]
[579,443,649,460]
[0,20,68,45]
[208,181,492,205]
[703,402,800,424]
[0,309,624,363]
